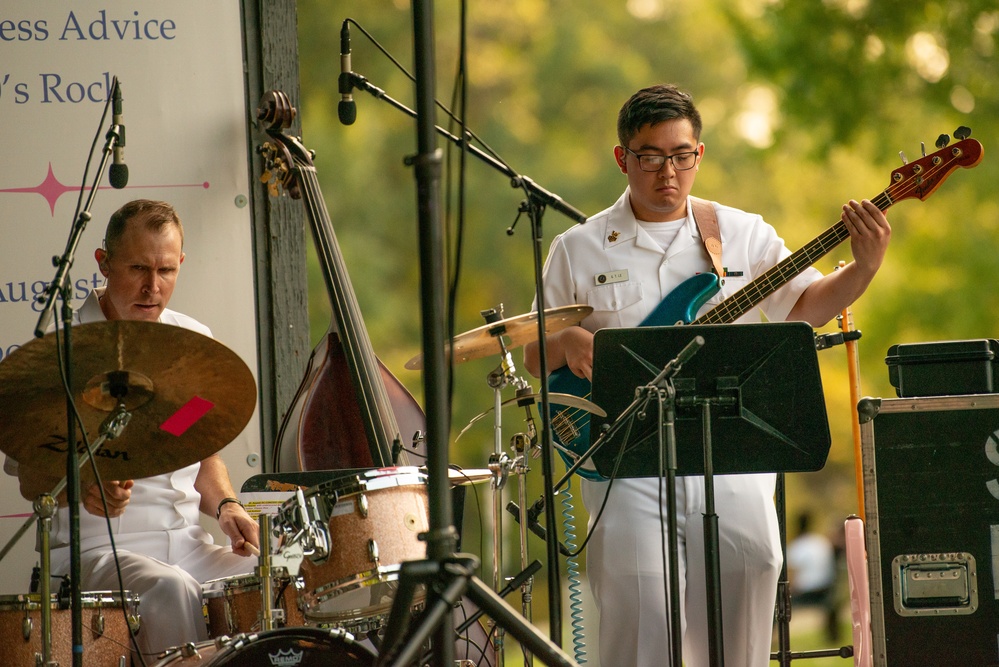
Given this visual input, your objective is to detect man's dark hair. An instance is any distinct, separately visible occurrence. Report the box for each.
[617,83,703,147]
[104,199,184,257]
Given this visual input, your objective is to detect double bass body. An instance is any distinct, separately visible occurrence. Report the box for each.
[258,91,426,473]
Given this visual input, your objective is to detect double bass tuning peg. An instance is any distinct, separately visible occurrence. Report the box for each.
[954,126,972,140]
[935,134,950,149]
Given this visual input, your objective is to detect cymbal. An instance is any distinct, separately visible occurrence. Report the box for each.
[0,320,256,500]
[405,304,592,370]
[456,391,606,441]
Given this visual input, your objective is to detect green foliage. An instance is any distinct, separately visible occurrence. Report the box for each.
[288,0,998,651]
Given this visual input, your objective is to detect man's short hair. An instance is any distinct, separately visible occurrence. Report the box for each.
[104,200,184,257]
[617,83,703,147]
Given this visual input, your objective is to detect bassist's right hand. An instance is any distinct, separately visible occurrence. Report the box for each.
[525,325,594,380]
[560,326,595,380]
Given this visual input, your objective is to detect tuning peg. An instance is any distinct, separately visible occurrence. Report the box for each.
[898,151,908,165]
[935,134,950,149]
[954,126,972,140]
[921,142,926,157]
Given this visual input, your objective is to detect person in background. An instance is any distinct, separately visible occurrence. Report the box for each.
[787,511,841,642]
[524,83,891,666]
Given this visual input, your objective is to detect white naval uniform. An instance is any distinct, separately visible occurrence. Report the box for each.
[48,287,254,657]
[537,190,822,667]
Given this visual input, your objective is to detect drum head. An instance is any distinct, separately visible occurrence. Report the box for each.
[155,628,376,666]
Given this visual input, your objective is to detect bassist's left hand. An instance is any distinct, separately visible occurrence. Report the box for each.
[842,198,891,277]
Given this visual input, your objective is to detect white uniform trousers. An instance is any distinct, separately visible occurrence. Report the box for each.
[582,472,782,667]
[75,542,254,658]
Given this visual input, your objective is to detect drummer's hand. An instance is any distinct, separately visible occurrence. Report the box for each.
[218,503,260,557]
[83,480,134,518]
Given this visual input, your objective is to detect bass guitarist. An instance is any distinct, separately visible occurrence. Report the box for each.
[523,83,891,667]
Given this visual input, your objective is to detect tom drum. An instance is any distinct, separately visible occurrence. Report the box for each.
[202,571,304,638]
[0,590,139,667]
[274,467,429,630]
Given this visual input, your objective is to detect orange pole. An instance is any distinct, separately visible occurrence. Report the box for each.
[838,261,865,516]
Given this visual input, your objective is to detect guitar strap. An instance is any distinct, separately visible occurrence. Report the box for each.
[690,196,723,278]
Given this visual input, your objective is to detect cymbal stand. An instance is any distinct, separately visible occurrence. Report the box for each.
[257,513,280,631]
[34,493,57,667]
[481,304,528,666]
[510,421,537,667]
[0,404,132,667]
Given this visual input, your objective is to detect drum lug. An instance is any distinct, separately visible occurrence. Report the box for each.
[368,538,379,564]
[92,610,105,637]
[22,615,33,641]
[180,642,201,658]
[128,613,142,636]
[358,492,369,518]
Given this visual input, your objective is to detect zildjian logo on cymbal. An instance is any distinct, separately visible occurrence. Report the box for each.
[38,435,131,461]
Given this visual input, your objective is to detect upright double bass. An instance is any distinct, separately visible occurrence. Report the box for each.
[258,91,425,472]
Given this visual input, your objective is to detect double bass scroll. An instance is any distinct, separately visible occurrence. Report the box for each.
[258,90,425,472]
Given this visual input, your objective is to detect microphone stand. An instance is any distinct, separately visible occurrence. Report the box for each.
[344,67,585,643]
[32,97,122,667]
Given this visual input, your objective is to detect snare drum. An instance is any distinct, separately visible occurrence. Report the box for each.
[152,627,375,666]
[202,571,305,638]
[278,468,429,627]
[0,591,139,667]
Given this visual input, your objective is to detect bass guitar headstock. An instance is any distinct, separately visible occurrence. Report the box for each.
[256,90,314,200]
[887,127,983,204]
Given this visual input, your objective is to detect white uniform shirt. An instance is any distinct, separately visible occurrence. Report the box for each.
[50,287,215,565]
[539,189,821,331]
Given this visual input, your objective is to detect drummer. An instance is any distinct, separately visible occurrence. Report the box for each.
[5,199,260,659]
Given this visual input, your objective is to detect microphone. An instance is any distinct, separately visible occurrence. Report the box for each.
[109,80,128,189]
[337,21,357,125]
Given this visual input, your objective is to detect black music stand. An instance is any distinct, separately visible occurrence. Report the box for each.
[590,322,830,478]
[588,321,830,666]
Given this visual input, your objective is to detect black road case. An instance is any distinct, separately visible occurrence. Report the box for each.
[859,394,999,667]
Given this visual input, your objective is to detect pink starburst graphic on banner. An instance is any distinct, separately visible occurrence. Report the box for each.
[0,163,211,215]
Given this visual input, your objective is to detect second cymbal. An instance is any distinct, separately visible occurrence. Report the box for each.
[405,304,592,370]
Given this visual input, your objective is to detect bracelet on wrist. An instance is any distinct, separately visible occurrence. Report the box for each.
[216,497,243,520]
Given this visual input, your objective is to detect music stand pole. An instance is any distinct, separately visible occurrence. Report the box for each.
[693,397,730,667]
[648,337,704,667]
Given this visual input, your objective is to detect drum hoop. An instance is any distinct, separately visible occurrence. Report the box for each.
[0,591,138,611]
[305,563,427,619]
[201,571,295,599]
[310,468,427,500]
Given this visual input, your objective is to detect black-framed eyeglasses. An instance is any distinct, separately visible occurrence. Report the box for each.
[621,146,699,172]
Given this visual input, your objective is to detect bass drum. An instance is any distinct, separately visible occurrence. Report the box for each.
[152,627,375,666]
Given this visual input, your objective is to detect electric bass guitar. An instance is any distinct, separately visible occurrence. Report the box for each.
[549,130,983,480]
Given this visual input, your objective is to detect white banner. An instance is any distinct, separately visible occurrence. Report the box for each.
[0,2,261,592]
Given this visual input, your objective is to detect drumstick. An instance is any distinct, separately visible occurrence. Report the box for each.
[246,543,260,556]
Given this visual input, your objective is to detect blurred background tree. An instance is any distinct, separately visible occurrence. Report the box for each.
[284,0,996,657]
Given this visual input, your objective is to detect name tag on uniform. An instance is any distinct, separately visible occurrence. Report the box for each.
[594,270,629,285]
